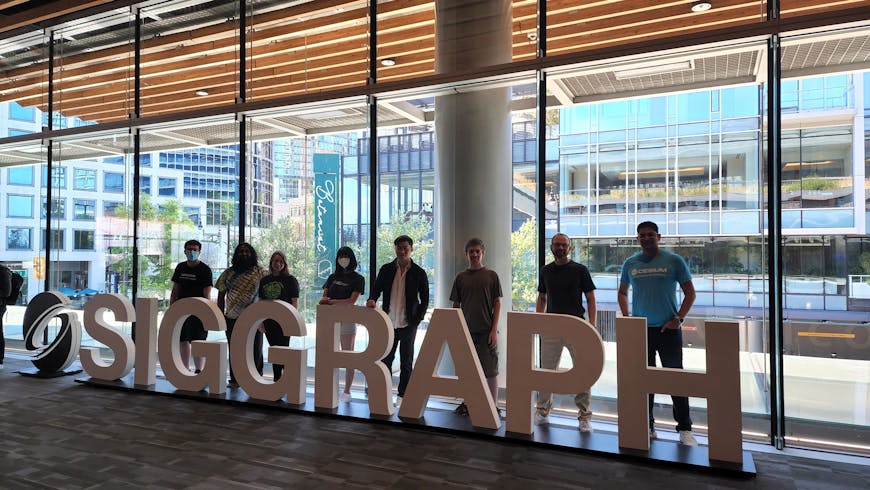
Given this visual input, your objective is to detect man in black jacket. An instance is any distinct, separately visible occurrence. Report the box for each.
[367,235,430,406]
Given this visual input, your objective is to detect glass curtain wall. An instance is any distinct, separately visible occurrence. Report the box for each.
[42,12,136,342]
[779,29,870,451]
[245,104,366,380]
[544,42,773,439]
[139,0,240,118]
[247,1,370,102]
[139,117,240,344]
[50,133,135,343]
[0,27,48,346]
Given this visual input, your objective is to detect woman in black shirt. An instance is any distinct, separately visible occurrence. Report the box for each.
[258,251,300,381]
[319,246,365,402]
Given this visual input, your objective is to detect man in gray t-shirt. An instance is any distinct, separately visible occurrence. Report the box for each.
[450,238,502,416]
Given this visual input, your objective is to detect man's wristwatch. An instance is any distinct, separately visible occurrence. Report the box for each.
[674,316,684,324]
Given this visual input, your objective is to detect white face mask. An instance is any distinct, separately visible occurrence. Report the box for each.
[338,257,351,269]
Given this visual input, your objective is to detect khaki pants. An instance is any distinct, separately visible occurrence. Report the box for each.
[535,336,592,421]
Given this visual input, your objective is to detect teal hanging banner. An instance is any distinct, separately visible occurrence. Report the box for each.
[313,153,341,283]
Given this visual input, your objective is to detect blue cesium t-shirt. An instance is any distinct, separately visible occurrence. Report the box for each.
[619,249,692,328]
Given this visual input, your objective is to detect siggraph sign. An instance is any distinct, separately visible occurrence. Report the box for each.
[23,293,745,465]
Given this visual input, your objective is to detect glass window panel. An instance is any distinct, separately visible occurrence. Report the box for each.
[73,168,97,190]
[7,195,33,217]
[8,166,34,186]
[104,172,124,193]
[158,177,177,197]
[74,199,96,220]
[249,1,368,102]
[41,197,66,219]
[7,228,32,250]
[50,10,134,125]
[137,1,237,118]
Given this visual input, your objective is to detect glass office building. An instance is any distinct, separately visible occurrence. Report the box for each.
[0,0,868,456]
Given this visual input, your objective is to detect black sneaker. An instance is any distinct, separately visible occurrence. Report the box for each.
[454,402,469,415]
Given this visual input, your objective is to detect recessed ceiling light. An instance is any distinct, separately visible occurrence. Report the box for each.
[195,89,209,96]
[692,2,712,12]
[381,58,396,67]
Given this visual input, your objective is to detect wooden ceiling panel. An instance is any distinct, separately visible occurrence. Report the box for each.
[781,0,868,18]
[1,0,867,125]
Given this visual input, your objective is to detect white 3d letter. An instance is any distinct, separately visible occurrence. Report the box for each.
[80,294,135,381]
[159,297,227,394]
[505,312,604,434]
[134,298,159,386]
[232,300,307,403]
[616,317,743,463]
[399,308,499,429]
[314,305,394,415]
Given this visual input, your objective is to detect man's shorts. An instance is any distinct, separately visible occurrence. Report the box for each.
[470,331,499,378]
[179,317,208,342]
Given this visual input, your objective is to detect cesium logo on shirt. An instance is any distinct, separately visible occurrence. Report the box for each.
[631,267,668,276]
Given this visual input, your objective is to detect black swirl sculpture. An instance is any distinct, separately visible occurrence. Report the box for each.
[22,291,82,373]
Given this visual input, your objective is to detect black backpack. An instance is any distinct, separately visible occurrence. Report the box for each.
[3,268,23,306]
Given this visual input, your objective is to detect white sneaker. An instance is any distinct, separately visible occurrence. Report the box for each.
[395,396,402,408]
[534,412,549,426]
[649,428,658,439]
[679,430,698,446]
[339,392,351,403]
[0,363,4,370]
[578,419,593,433]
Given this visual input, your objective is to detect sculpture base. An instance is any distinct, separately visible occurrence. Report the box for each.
[77,374,755,476]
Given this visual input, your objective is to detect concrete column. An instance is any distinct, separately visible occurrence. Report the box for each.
[434,0,513,382]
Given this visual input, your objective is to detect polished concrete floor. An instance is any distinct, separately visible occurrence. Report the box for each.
[0,354,867,489]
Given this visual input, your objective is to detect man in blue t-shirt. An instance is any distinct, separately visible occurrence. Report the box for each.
[618,221,698,446]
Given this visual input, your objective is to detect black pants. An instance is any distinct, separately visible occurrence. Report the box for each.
[263,320,290,381]
[381,324,419,397]
[225,316,264,383]
[0,310,5,363]
[647,327,692,431]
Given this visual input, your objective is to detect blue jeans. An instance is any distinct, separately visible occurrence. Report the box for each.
[647,327,692,432]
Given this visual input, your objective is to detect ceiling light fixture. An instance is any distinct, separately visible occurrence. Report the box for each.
[613,60,695,79]
[691,2,712,12]
[195,89,209,96]
[381,58,396,67]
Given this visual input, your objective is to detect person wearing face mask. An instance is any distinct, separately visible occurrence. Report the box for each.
[258,251,300,381]
[217,242,266,388]
[170,239,214,374]
[320,246,365,402]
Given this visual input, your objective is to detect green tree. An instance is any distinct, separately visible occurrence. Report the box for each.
[112,194,195,301]
[251,212,317,321]
[370,212,435,279]
[511,219,538,311]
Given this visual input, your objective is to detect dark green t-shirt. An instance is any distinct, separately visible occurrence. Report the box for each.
[449,267,502,334]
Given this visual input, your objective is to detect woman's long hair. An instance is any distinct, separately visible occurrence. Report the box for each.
[269,251,290,276]
[230,242,259,272]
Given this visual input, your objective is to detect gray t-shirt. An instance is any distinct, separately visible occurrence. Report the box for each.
[449,267,502,334]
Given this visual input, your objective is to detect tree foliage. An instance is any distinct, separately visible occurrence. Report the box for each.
[511,219,538,311]
[251,212,317,321]
[110,193,195,301]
